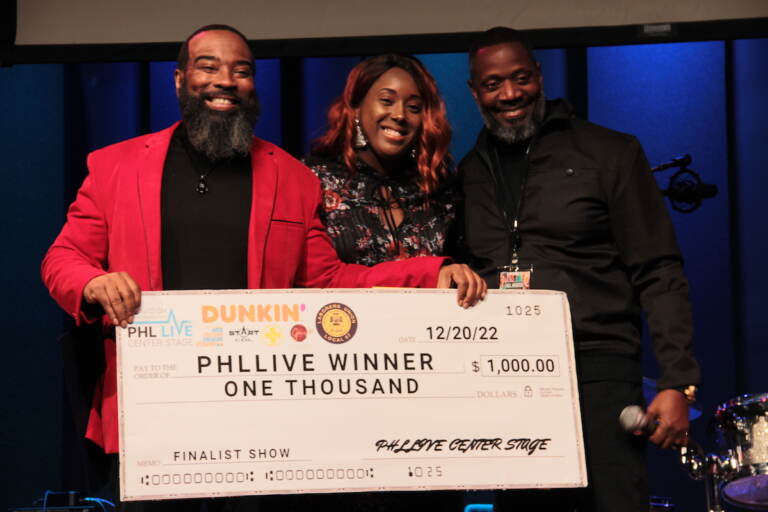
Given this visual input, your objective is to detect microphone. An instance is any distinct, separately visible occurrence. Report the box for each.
[650,154,692,173]
[619,405,657,436]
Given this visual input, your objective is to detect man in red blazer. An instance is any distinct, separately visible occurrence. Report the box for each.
[42,24,484,459]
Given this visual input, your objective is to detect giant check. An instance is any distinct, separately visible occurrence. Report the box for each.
[117,289,586,500]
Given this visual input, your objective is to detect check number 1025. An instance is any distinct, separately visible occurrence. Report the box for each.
[408,465,443,478]
[506,304,542,316]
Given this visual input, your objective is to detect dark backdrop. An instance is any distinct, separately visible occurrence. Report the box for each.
[2,34,767,512]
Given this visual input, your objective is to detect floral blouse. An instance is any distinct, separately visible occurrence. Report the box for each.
[304,156,456,266]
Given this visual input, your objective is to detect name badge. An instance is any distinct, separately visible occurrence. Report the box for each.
[498,264,533,290]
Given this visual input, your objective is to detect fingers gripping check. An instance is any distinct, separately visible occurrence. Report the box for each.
[83,272,142,327]
[437,263,488,308]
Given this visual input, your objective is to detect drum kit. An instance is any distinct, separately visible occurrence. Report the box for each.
[679,392,768,511]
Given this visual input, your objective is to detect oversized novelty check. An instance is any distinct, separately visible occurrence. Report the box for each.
[117,289,586,501]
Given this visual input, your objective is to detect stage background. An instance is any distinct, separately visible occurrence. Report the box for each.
[2,5,767,511]
[14,0,768,43]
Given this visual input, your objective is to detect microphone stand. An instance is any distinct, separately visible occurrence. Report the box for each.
[650,154,718,213]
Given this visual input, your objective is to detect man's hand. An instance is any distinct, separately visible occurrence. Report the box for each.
[646,389,690,449]
[83,272,142,328]
[437,264,488,308]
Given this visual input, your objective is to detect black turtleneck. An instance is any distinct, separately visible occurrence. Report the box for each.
[160,124,252,290]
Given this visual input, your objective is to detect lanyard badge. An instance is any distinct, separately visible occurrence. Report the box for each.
[498,220,532,289]
[498,263,533,289]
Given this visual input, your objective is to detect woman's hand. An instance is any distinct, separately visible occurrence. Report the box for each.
[437,264,488,308]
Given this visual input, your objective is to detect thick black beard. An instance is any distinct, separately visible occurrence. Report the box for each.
[178,87,261,161]
[480,93,547,144]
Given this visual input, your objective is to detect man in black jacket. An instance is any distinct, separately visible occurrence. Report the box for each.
[458,27,700,511]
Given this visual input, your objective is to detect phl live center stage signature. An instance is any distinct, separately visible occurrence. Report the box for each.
[375,437,552,456]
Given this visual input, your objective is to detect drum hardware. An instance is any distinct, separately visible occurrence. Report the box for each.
[679,393,768,511]
[714,394,768,510]
[680,441,732,512]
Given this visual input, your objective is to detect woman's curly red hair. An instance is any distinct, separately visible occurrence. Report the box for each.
[312,54,452,197]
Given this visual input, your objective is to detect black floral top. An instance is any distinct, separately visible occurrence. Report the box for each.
[304,156,456,266]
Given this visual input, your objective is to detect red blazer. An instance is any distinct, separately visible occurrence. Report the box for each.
[42,123,445,452]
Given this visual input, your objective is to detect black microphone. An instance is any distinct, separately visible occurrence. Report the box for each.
[619,405,657,436]
[650,154,692,173]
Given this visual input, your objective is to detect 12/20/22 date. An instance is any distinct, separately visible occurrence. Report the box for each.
[425,325,498,341]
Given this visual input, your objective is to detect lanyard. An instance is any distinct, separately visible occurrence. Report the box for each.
[489,141,532,266]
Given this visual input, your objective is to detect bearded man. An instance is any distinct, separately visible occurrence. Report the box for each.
[42,24,483,509]
[457,27,700,512]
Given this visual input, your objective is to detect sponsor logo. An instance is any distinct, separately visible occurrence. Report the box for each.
[315,303,357,344]
[261,326,283,347]
[201,304,305,323]
[290,324,308,342]
[229,326,260,342]
[202,327,223,343]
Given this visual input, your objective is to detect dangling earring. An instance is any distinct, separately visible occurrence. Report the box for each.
[354,117,368,149]
[410,146,417,159]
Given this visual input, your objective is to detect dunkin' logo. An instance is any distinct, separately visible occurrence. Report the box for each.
[201,304,305,323]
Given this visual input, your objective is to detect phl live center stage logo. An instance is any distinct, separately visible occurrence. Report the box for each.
[127,309,192,339]
[315,303,358,344]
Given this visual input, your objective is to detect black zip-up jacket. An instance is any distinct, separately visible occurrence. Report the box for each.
[457,99,700,388]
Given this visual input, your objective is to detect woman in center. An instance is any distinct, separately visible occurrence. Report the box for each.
[300,54,469,511]
[305,53,465,272]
